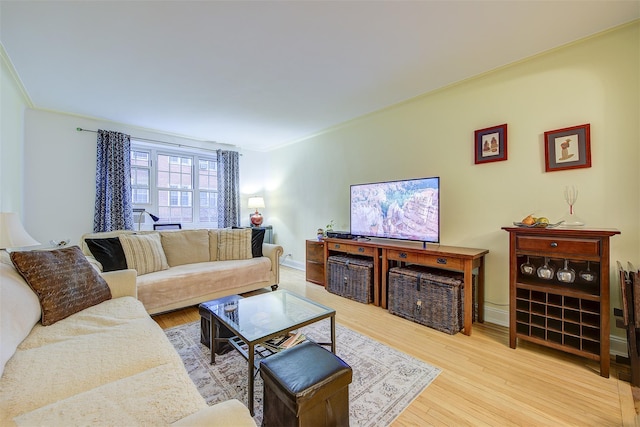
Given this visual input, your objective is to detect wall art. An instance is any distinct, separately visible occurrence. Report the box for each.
[475,124,507,164]
[544,123,591,172]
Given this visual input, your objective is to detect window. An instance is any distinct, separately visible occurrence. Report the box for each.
[131,142,218,227]
[157,154,193,223]
[130,150,150,204]
[198,160,218,222]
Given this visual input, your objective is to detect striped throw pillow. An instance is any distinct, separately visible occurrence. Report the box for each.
[217,228,253,261]
[119,233,169,275]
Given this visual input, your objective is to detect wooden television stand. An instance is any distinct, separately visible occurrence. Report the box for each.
[323,237,489,336]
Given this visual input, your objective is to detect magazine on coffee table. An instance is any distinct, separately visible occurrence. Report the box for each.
[260,331,306,353]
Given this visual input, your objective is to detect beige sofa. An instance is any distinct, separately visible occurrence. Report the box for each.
[80,228,284,315]
[0,251,256,426]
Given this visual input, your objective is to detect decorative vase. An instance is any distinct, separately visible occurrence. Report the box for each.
[560,185,585,226]
[559,210,585,227]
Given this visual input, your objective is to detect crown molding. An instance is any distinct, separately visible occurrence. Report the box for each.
[0,42,34,108]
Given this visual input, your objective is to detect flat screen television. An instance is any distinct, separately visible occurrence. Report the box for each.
[350,176,440,244]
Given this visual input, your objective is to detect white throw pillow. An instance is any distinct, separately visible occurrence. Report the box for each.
[119,233,169,276]
[217,228,253,261]
[0,262,41,376]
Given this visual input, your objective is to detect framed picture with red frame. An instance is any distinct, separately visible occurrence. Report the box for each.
[544,124,591,172]
[474,124,507,164]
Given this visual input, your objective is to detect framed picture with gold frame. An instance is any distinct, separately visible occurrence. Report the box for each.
[474,124,507,164]
[544,123,591,172]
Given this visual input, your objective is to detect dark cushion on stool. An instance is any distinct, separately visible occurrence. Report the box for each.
[260,341,352,424]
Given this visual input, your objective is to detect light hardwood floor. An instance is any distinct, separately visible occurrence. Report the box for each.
[154,266,640,426]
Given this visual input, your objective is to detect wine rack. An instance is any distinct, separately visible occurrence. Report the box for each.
[515,287,601,356]
[503,227,620,378]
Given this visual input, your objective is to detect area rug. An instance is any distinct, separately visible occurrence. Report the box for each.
[166,318,440,426]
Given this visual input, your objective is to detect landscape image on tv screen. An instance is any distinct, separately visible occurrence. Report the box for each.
[350,177,439,243]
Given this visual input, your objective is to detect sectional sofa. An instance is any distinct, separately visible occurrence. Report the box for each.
[0,246,256,426]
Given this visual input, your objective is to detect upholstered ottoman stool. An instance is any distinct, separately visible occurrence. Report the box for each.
[259,341,352,427]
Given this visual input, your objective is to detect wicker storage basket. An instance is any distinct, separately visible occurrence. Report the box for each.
[388,265,464,334]
[327,255,374,304]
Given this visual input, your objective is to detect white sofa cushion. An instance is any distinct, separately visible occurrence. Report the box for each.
[13,363,205,426]
[160,229,210,266]
[136,258,271,314]
[0,263,41,377]
[0,296,207,425]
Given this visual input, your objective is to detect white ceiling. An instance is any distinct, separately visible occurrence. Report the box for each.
[1,1,638,151]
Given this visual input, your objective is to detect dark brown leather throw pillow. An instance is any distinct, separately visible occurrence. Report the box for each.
[10,246,112,326]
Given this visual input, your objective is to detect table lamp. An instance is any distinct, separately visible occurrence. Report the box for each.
[248,197,265,227]
[0,212,40,250]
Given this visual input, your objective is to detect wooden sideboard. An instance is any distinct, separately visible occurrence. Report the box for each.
[305,239,325,285]
[502,226,620,377]
[323,237,488,336]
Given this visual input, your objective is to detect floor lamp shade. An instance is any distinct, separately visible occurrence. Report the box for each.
[0,212,40,249]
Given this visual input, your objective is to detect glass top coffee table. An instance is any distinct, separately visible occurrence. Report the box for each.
[203,290,336,415]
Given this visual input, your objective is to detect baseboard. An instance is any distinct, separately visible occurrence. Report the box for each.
[289,264,631,358]
[480,305,629,357]
[281,258,304,270]
[610,335,629,358]
[483,305,509,328]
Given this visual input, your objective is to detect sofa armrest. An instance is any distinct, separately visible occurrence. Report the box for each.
[101,269,137,299]
[262,243,284,284]
[171,399,256,426]
[86,255,104,271]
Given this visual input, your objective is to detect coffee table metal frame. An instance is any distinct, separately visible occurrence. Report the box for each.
[206,289,336,415]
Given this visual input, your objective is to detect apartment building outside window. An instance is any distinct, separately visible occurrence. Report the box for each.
[198,159,218,222]
[131,150,150,204]
[131,142,218,227]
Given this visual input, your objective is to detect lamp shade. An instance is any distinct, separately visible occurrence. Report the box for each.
[248,197,265,210]
[0,212,40,249]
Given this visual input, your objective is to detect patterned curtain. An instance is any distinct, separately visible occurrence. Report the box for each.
[216,149,240,228]
[93,130,134,232]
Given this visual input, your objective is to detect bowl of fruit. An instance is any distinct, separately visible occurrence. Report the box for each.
[513,215,564,228]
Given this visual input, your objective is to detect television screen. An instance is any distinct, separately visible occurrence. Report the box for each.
[350,177,440,243]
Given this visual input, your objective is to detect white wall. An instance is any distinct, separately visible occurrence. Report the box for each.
[0,48,30,214]
[265,23,640,335]
[21,109,267,245]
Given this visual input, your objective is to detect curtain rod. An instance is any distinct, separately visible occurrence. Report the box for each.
[76,127,239,154]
